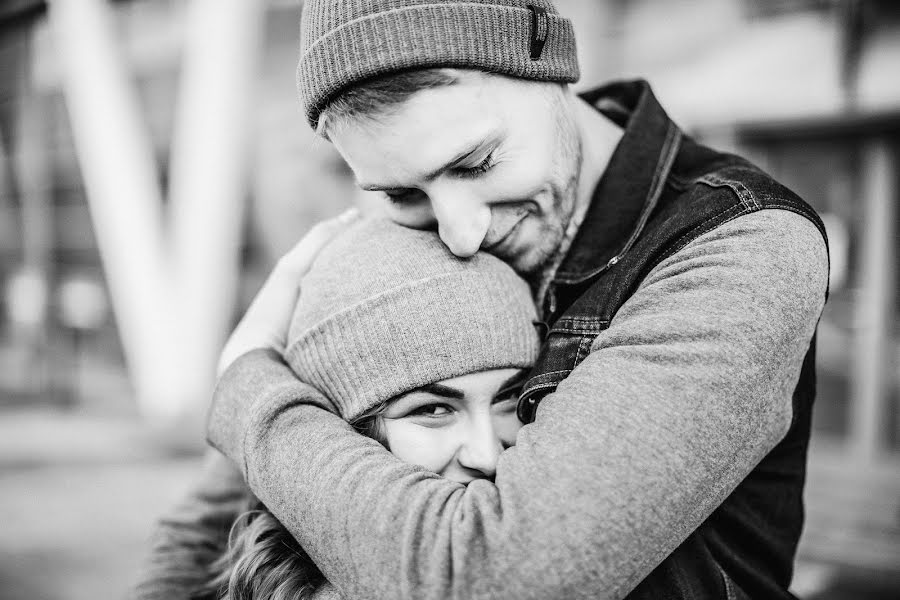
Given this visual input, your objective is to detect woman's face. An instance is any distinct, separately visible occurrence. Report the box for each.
[380,368,525,484]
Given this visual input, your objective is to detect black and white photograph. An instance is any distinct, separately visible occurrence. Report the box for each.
[0,1,898,599]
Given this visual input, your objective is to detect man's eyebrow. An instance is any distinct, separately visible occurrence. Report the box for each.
[418,383,465,400]
[358,132,500,191]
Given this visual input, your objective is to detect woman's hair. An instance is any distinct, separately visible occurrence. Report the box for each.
[195,408,387,600]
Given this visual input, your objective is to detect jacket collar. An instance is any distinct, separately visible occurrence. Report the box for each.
[555,79,682,285]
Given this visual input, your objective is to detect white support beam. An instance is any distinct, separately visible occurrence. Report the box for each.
[168,0,263,408]
[849,138,896,460]
[46,0,179,420]
[48,0,265,423]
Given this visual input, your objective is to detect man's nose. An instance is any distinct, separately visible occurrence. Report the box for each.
[456,415,504,479]
[429,190,491,258]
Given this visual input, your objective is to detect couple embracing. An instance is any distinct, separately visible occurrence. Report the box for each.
[134,1,829,599]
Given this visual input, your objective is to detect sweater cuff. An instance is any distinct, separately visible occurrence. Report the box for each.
[206,348,335,479]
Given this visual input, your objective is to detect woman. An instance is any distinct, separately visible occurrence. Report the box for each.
[197,218,540,599]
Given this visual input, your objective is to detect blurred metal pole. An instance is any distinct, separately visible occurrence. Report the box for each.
[168,0,263,413]
[11,25,52,277]
[838,0,865,108]
[1,21,53,395]
[46,0,176,419]
[13,28,53,395]
[48,0,265,423]
[849,138,896,460]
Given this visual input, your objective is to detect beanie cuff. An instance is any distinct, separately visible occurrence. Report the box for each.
[285,269,539,421]
[297,3,580,128]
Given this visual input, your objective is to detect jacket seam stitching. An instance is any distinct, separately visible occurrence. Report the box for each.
[530,369,571,379]
[756,202,830,240]
[554,124,682,286]
[615,124,683,258]
[552,327,605,335]
[698,174,759,210]
[523,380,565,394]
[524,371,571,390]
[575,335,594,365]
[656,204,750,265]
[715,562,737,600]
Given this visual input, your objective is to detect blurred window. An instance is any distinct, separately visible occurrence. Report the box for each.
[744,0,839,19]
[738,118,900,573]
[741,123,899,454]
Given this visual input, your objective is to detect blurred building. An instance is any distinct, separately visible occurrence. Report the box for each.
[0,0,355,421]
[0,0,898,592]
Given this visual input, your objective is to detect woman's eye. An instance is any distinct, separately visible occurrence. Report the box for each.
[492,397,518,414]
[495,384,524,402]
[492,384,524,411]
[411,404,452,417]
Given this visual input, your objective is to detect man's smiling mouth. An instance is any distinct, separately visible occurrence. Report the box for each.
[482,211,528,253]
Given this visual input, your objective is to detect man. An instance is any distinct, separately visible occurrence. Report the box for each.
[133,1,829,599]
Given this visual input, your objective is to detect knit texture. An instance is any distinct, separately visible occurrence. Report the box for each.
[285,219,539,421]
[296,0,580,127]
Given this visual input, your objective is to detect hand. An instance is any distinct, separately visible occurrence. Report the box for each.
[217,208,361,376]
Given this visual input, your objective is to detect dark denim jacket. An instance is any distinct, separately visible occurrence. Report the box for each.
[517,80,828,599]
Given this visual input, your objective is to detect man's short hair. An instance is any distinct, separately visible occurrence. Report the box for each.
[317,69,459,138]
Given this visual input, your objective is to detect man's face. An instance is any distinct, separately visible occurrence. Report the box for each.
[328,72,582,277]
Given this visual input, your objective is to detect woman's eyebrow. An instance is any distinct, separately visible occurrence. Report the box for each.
[419,383,465,399]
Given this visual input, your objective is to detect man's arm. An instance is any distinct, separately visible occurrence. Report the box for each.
[208,210,828,600]
[129,449,249,600]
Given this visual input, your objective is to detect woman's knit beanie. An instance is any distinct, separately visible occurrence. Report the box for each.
[285,219,539,422]
[297,0,580,128]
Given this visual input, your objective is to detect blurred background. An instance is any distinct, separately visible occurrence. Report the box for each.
[0,0,897,598]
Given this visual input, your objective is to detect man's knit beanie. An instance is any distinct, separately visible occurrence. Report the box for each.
[285,219,539,422]
[297,0,580,128]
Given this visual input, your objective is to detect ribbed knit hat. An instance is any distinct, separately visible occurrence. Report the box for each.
[285,219,539,422]
[297,0,580,128]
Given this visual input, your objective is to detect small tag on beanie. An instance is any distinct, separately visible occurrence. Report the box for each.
[528,5,548,60]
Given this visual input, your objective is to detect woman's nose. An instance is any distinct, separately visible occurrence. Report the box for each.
[456,416,504,479]
[429,191,491,258]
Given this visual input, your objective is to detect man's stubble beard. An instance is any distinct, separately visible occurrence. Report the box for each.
[515,95,584,280]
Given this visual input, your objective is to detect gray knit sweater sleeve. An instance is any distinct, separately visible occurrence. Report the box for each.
[207,209,828,600]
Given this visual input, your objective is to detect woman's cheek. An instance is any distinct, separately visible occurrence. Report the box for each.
[382,420,455,475]
[493,412,523,447]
